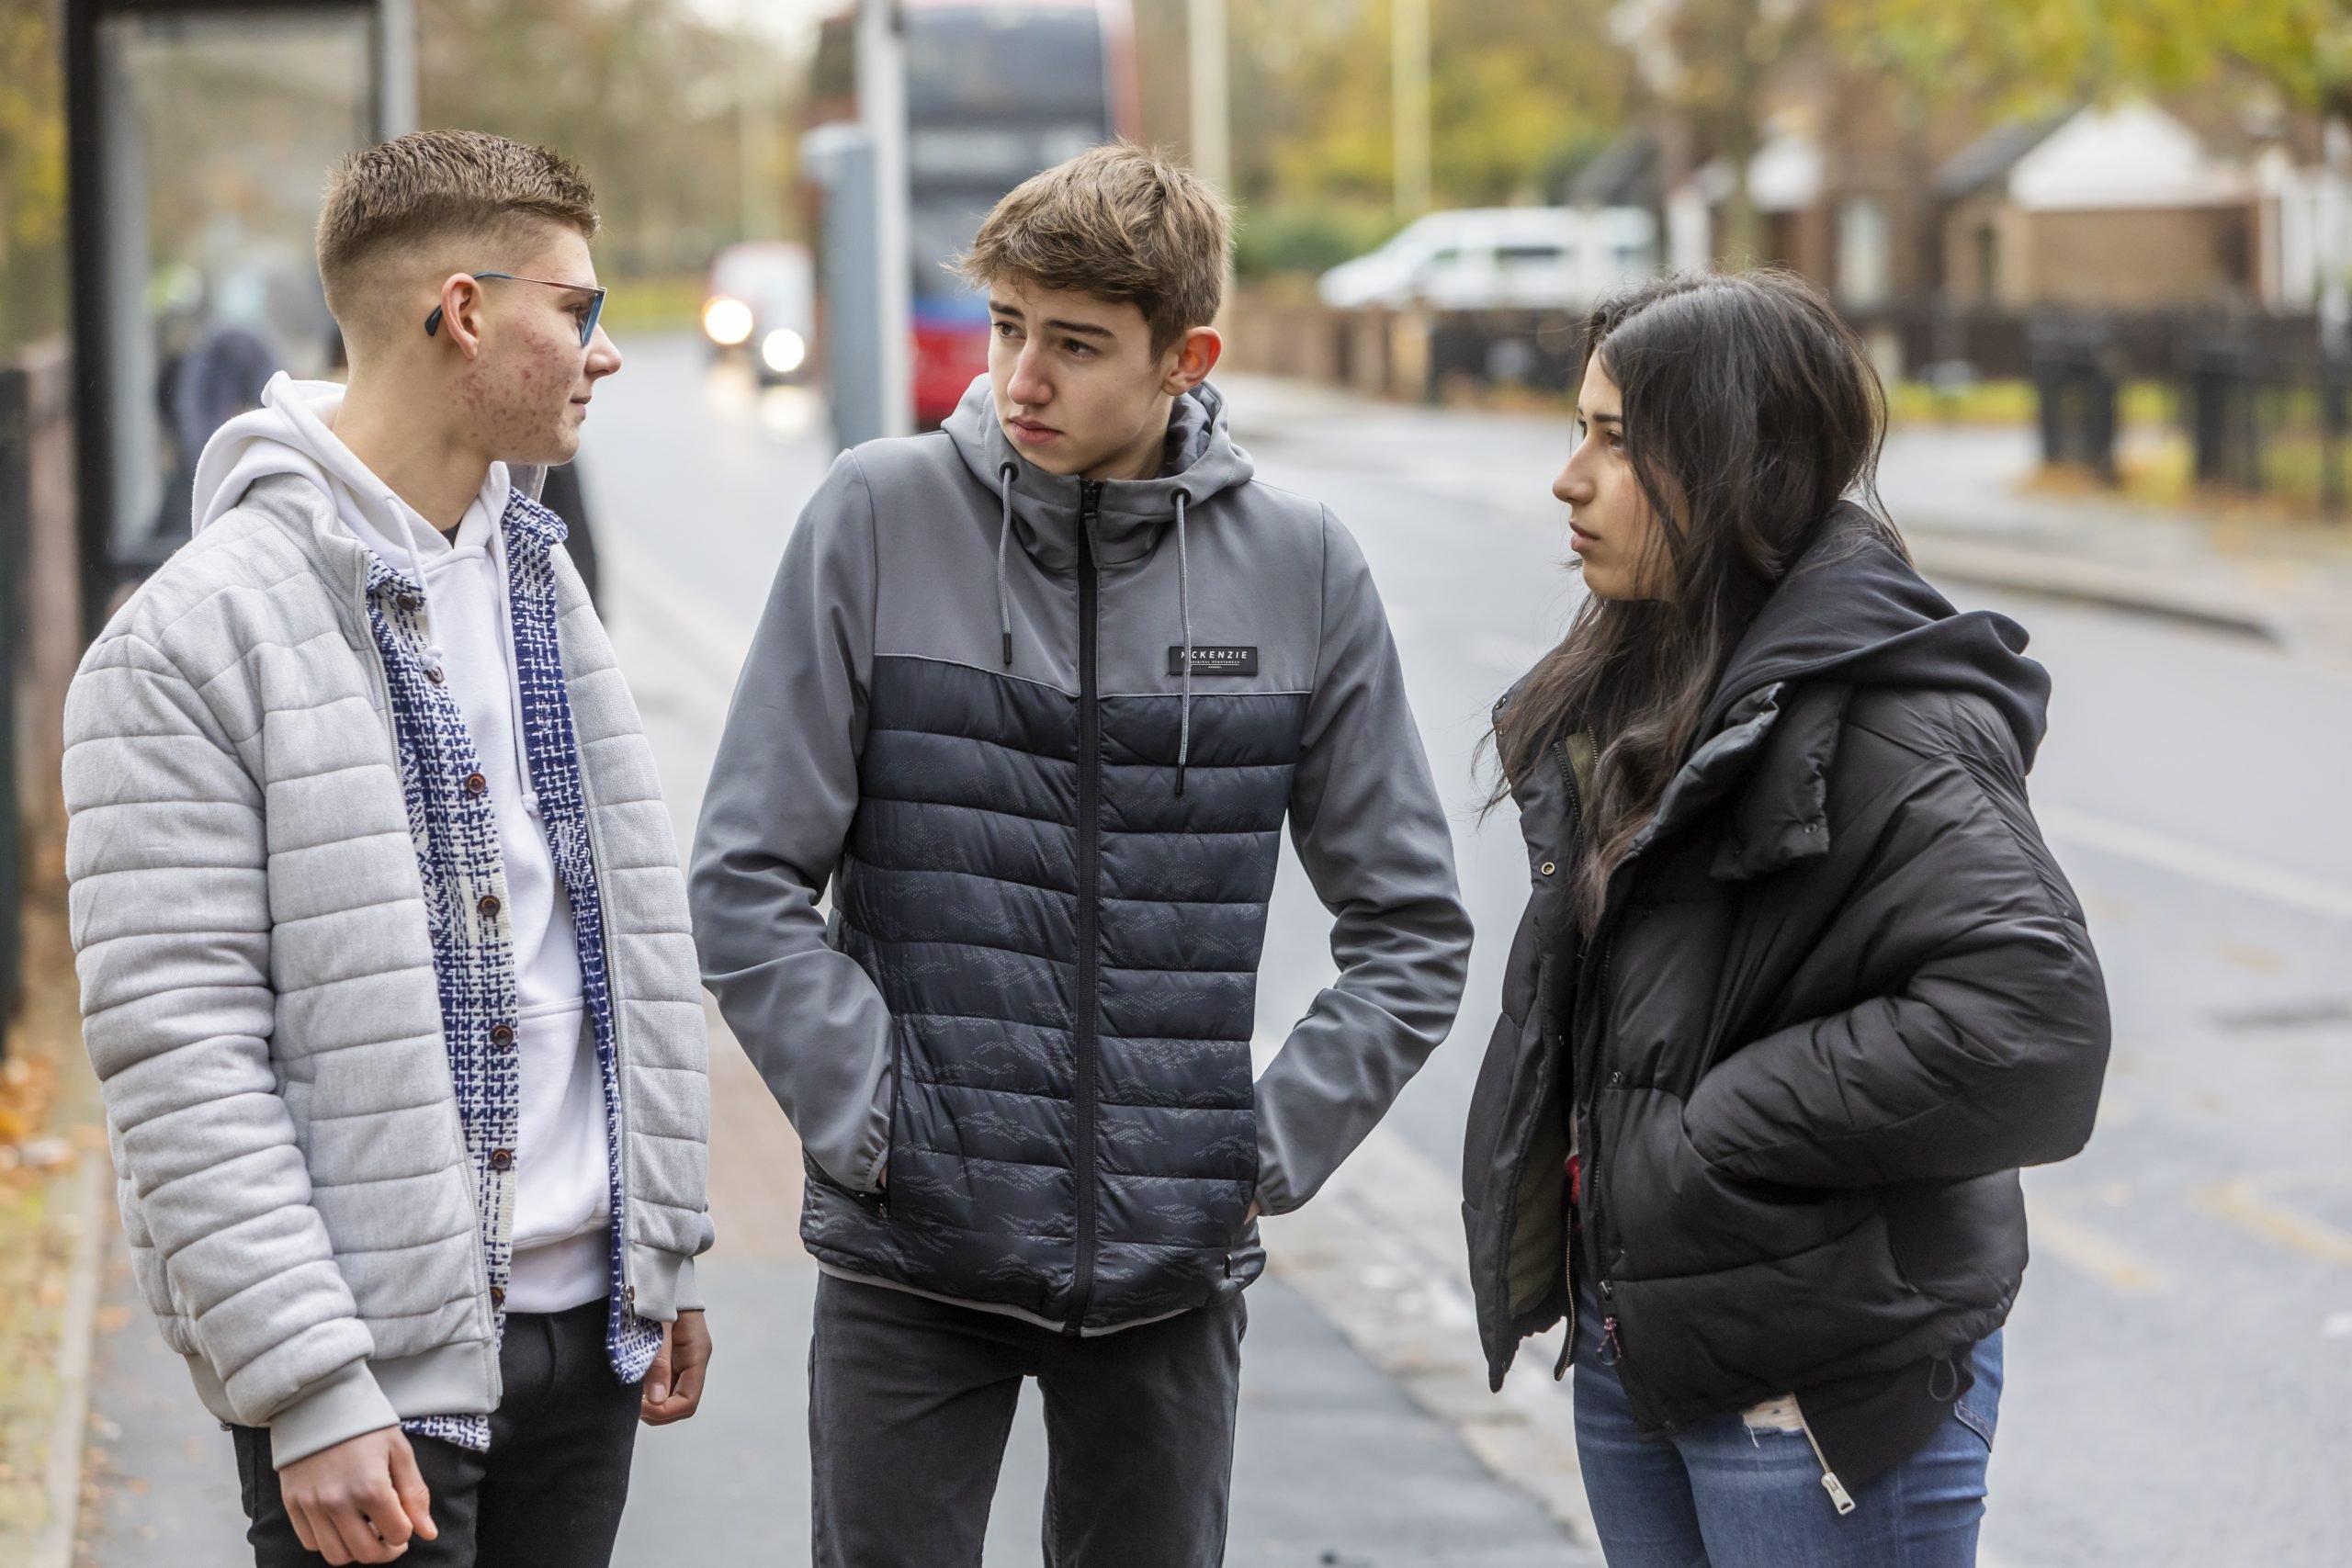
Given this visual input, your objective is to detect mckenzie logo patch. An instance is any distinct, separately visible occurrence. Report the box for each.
[1169,645,1260,677]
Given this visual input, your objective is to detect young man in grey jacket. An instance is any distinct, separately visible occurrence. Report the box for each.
[63,131,712,1567]
[691,141,1473,1564]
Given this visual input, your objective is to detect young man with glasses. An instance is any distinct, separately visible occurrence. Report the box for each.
[63,130,712,1567]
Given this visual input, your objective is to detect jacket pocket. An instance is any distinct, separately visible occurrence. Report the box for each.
[1604,1087,1873,1280]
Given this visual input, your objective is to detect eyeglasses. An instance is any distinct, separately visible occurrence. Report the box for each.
[424,272,609,346]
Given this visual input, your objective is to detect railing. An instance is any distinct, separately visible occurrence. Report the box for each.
[1,344,79,1043]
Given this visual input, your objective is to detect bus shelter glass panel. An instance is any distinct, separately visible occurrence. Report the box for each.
[98,13,372,559]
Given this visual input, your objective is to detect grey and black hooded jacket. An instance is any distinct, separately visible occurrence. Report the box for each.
[691,377,1473,1334]
[1463,510,2111,1448]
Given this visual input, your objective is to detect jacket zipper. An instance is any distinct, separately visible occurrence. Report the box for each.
[1572,780,1631,1393]
[1066,480,1105,1335]
[1792,1397,1860,1515]
[1549,737,1584,1380]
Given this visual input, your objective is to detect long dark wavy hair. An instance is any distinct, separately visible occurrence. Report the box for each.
[1489,269,1903,929]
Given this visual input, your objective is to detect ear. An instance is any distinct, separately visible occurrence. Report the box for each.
[433,273,491,361]
[1160,326,1222,397]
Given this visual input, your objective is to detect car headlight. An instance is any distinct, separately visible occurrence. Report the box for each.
[703,297,754,346]
[761,327,808,375]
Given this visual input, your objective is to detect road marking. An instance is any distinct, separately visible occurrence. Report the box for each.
[2024,1195,2174,1294]
[1260,1115,1600,1552]
[2036,802,2352,923]
[2196,1173,2352,1267]
[602,531,758,686]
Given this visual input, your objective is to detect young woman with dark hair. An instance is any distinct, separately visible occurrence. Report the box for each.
[1460,270,2112,1564]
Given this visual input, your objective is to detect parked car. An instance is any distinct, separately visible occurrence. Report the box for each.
[1317,207,1658,312]
[702,241,816,385]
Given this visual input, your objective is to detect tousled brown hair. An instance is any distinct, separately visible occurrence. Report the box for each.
[317,130,598,325]
[959,141,1228,352]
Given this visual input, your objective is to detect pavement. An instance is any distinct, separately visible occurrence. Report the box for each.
[59,347,2352,1565]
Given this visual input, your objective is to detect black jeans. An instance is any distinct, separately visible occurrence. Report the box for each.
[232,1301,641,1568]
[809,1273,1247,1568]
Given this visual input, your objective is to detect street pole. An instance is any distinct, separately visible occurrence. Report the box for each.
[858,0,912,436]
[1392,0,1431,220]
[1187,0,1229,197]
[2318,116,2351,518]
[375,0,417,140]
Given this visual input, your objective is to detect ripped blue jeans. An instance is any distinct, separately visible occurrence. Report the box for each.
[1570,1280,2002,1568]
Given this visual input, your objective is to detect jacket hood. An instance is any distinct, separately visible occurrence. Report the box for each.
[1702,504,2052,770]
[188,372,540,811]
[941,373,1255,572]
[189,373,510,564]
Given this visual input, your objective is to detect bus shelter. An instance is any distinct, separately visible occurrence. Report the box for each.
[65,0,415,636]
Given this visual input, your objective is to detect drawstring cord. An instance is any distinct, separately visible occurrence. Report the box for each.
[992,461,1194,798]
[996,461,1017,666]
[394,495,447,684]
[490,522,541,818]
[393,491,538,819]
[1175,491,1192,797]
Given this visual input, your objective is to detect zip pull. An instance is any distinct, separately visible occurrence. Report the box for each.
[1793,1400,1859,1516]
[1600,1315,1623,1367]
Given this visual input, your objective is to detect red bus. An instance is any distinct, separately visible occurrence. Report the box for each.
[808,0,1141,426]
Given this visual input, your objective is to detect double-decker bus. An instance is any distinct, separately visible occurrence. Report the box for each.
[808,0,1140,426]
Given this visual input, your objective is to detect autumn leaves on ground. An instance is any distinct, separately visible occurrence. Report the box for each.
[0,860,107,1562]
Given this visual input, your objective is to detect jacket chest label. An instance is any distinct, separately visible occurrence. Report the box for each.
[1169,645,1259,677]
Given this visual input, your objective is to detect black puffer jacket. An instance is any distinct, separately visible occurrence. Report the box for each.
[1461,510,2111,1435]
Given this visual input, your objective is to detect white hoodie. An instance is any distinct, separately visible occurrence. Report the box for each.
[192,373,612,1314]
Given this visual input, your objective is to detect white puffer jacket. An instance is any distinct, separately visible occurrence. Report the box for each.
[63,474,712,1465]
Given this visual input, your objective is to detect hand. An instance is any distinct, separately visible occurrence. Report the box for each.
[277,1427,435,1564]
[640,1310,710,1426]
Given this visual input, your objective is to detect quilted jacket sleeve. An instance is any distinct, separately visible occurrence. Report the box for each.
[1251,510,1476,1214]
[64,630,396,1464]
[688,452,896,1194]
[1682,706,2111,1189]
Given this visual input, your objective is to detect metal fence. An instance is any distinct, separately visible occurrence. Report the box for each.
[1,365,25,1029]
[2024,311,2350,514]
[1,344,78,1046]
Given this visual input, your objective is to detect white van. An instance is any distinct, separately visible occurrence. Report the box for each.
[1317,207,1657,311]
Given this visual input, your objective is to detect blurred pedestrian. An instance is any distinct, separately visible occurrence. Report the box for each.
[62,130,713,1568]
[1460,270,2111,1566]
[690,142,1473,1566]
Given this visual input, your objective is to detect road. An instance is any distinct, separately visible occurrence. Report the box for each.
[77,337,2352,1565]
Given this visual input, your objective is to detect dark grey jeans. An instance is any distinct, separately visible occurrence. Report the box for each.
[809,1273,1247,1568]
[232,1301,641,1568]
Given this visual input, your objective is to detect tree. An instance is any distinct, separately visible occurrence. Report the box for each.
[1826,0,2352,118]
[419,0,801,276]
[1223,0,1628,246]
[1611,0,1811,268]
[0,0,67,355]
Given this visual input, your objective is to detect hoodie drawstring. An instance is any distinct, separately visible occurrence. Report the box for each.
[395,496,448,685]
[1175,491,1192,799]
[996,462,1018,667]
[394,493,539,820]
[490,524,542,818]
[994,462,1195,797]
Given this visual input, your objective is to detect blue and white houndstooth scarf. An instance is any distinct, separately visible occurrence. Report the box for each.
[362,491,662,1452]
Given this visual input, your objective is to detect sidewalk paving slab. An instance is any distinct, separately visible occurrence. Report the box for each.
[74,1022,1592,1566]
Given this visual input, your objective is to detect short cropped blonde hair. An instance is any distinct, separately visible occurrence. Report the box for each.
[960,142,1229,351]
[317,130,598,323]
